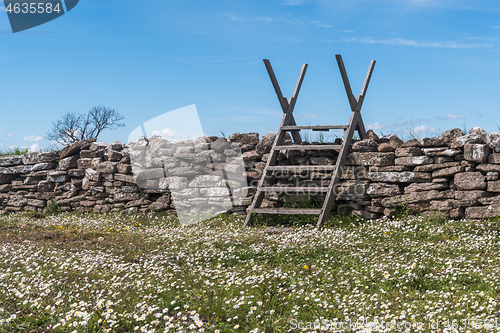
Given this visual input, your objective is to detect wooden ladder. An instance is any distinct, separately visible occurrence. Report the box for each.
[243,55,376,230]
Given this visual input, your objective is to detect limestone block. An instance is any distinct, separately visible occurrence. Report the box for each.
[229,132,259,145]
[395,147,422,157]
[488,154,500,164]
[402,137,444,148]
[464,144,491,164]
[22,151,59,165]
[346,152,395,166]
[454,172,486,190]
[58,155,79,170]
[404,182,448,193]
[378,143,395,152]
[422,147,461,156]
[488,181,500,192]
[431,166,465,178]
[351,139,379,152]
[441,128,464,144]
[0,155,22,167]
[451,134,484,149]
[59,138,96,159]
[85,169,101,182]
[465,205,500,219]
[366,183,400,197]
[395,156,434,166]
[37,180,55,192]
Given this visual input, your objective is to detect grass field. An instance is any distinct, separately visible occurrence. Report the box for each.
[0,211,499,332]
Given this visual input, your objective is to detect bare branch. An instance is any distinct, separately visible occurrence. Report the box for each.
[45,105,125,145]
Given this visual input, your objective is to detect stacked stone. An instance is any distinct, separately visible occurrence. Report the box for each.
[0,138,160,214]
[342,127,500,219]
[1,127,500,220]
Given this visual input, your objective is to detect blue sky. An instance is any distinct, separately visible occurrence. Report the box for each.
[1,0,500,151]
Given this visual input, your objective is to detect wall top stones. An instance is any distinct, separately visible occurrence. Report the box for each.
[0,127,500,221]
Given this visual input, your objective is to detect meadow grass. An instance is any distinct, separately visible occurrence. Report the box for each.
[0,147,29,157]
[0,211,499,332]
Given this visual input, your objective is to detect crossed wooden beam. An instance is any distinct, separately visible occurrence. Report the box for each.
[263,55,375,141]
[243,55,376,229]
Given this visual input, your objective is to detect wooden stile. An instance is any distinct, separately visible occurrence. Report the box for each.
[243,55,376,230]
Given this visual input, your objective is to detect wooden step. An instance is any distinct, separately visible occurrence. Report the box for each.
[259,187,330,193]
[282,125,348,131]
[267,165,336,171]
[252,208,322,215]
[274,144,342,151]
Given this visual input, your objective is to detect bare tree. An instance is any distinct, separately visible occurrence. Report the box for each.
[46,105,125,145]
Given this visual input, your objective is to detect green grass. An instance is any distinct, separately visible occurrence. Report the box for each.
[0,212,499,332]
[0,147,28,157]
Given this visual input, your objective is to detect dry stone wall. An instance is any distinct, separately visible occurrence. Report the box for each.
[1,126,500,220]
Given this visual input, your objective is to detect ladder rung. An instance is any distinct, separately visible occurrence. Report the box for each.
[259,187,330,193]
[252,208,322,215]
[267,165,336,171]
[282,125,348,131]
[275,145,342,150]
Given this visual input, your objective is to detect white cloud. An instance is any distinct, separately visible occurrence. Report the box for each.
[413,125,427,133]
[23,135,44,142]
[411,125,437,133]
[151,128,186,141]
[297,114,318,118]
[367,122,384,130]
[0,129,3,132]
[3,139,11,142]
[343,37,492,49]
[7,133,14,137]
[29,144,41,152]
[447,113,464,119]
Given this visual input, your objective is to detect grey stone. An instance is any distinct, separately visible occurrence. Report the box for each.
[382,190,454,207]
[488,181,500,192]
[366,183,400,197]
[346,152,395,166]
[367,171,417,183]
[59,138,96,159]
[488,154,500,164]
[85,169,101,182]
[7,195,28,207]
[451,133,484,149]
[211,138,231,153]
[37,180,55,192]
[58,155,79,170]
[465,205,500,219]
[351,139,379,152]
[441,128,464,144]
[487,172,499,181]
[0,165,33,175]
[454,172,487,190]
[395,156,434,166]
[32,162,57,171]
[395,147,422,157]
[22,151,59,165]
[431,166,465,178]
[402,137,444,148]
[422,147,461,156]
[464,144,491,164]
[404,182,448,193]
[0,155,22,167]
[228,132,259,145]
[377,143,395,152]
[96,161,117,174]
